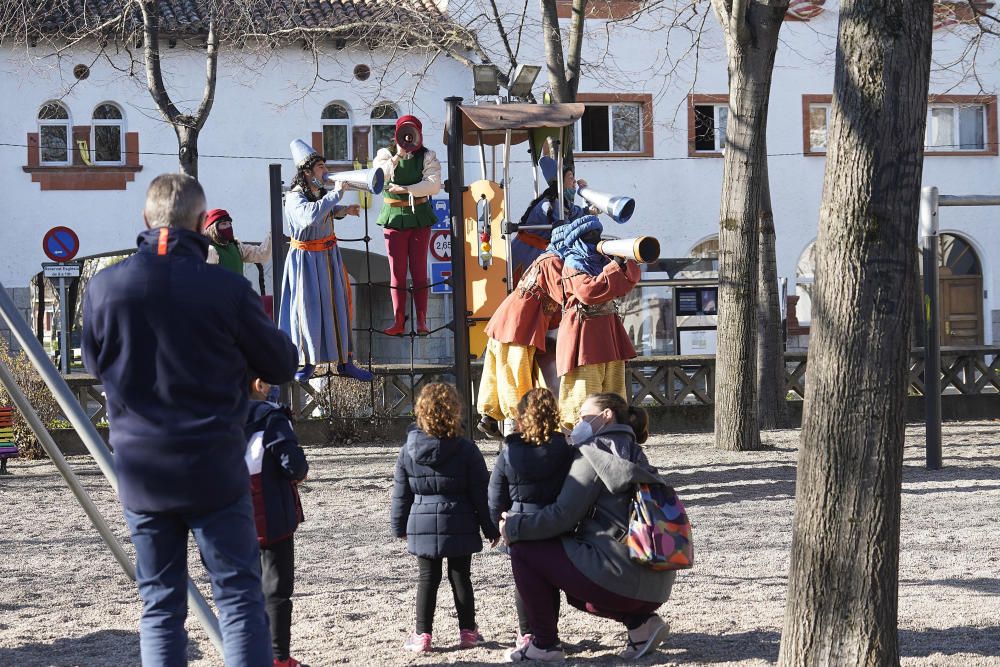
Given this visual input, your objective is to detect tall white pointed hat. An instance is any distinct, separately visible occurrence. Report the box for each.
[290,139,321,168]
[539,156,557,184]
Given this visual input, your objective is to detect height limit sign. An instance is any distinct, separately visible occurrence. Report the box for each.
[428,229,452,294]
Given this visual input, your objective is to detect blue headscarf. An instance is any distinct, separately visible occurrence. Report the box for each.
[548,215,607,275]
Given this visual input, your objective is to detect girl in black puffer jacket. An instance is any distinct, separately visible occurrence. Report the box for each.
[488,388,574,651]
[391,382,499,653]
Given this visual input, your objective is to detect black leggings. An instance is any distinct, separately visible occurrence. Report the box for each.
[416,555,475,634]
[261,537,295,660]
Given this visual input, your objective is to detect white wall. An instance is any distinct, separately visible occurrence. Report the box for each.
[2,7,999,339]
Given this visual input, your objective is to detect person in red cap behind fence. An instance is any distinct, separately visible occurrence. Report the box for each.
[372,115,442,336]
[202,208,272,277]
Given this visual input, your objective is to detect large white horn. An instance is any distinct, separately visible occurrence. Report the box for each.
[323,167,385,194]
[596,236,660,263]
[578,186,635,224]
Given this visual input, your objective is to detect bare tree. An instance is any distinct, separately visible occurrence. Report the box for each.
[138,0,217,179]
[778,0,933,663]
[539,0,588,102]
[709,0,789,451]
[758,167,788,428]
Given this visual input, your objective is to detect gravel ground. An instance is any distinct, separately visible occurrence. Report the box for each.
[2,421,999,666]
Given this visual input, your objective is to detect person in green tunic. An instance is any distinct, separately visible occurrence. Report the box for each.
[202,208,272,276]
[372,115,442,336]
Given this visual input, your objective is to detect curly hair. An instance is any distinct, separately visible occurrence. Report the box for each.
[415,382,463,439]
[289,154,327,200]
[516,388,561,446]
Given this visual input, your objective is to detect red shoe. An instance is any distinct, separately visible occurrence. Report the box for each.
[384,314,406,336]
[274,658,309,667]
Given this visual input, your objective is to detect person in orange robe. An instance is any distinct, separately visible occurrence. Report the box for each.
[475,252,565,438]
[552,216,640,431]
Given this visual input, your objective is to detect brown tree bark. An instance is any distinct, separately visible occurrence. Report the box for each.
[140,0,218,180]
[538,0,587,103]
[711,0,787,451]
[778,1,933,664]
[757,166,788,429]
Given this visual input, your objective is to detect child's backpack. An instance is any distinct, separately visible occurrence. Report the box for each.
[625,483,694,571]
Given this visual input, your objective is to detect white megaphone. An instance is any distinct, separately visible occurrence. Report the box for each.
[322,167,385,195]
[596,236,660,264]
[578,186,635,224]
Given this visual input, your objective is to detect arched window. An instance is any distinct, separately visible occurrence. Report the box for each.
[92,103,125,164]
[38,101,71,165]
[370,103,399,156]
[688,235,719,258]
[939,233,981,276]
[321,102,352,162]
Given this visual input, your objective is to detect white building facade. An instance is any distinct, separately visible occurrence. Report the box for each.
[1,0,998,351]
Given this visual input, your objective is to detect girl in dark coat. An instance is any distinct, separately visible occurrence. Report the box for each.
[488,388,574,652]
[390,382,500,653]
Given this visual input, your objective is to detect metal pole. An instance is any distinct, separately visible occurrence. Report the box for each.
[268,164,286,322]
[919,186,942,470]
[503,129,514,295]
[445,97,474,438]
[477,132,488,182]
[0,283,225,654]
[554,132,565,224]
[0,358,135,578]
[58,277,69,375]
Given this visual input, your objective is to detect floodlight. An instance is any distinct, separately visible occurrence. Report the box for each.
[508,64,541,98]
[473,64,501,96]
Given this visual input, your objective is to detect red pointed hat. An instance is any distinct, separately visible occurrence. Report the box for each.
[203,208,231,231]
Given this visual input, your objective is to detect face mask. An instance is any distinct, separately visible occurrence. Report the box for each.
[569,418,593,445]
[564,187,577,201]
[310,176,324,190]
[218,225,234,242]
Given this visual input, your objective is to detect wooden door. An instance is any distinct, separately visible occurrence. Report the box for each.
[940,275,983,345]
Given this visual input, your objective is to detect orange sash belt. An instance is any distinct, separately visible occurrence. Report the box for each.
[517,231,549,251]
[290,235,337,251]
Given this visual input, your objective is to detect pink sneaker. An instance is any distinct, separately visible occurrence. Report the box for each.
[516,633,534,650]
[404,632,432,652]
[459,627,484,649]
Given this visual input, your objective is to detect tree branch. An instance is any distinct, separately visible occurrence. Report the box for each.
[566,0,588,98]
[138,0,182,125]
[194,17,218,131]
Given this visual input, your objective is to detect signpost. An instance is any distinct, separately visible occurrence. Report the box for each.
[42,227,81,375]
[429,228,453,294]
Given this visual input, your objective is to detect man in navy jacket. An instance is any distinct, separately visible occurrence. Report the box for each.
[82,173,298,666]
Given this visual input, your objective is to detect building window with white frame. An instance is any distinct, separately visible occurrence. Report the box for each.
[370,103,398,156]
[92,103,125,164]
[576,103,644,153]
[808,103,831,152]
[926,103,986,151]
[38,101,71,165]
[693,103,727,153]
[321,102,352,162]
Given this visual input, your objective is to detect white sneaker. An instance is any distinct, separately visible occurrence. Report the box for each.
[620,614,669,660]
[515,633,534,650]
[507,638,566,662]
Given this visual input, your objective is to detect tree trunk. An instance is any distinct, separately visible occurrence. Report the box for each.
[757,166,788,429]
[539,0,571,102]
[176,126,199,180]
[778,1,933,664]
[714,1,785,451]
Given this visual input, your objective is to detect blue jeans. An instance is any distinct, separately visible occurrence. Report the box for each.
[123,494,273,666]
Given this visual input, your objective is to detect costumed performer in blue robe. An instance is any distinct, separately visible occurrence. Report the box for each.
[279,139,373,383]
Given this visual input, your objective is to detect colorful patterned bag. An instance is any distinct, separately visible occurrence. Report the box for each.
[625,483,694,571]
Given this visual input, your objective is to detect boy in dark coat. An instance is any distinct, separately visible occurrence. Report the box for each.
[390,382,500,653]
[488,388,574,650]
[246,376,309,667]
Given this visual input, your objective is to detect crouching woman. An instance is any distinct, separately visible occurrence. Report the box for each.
[499,394,674,663]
